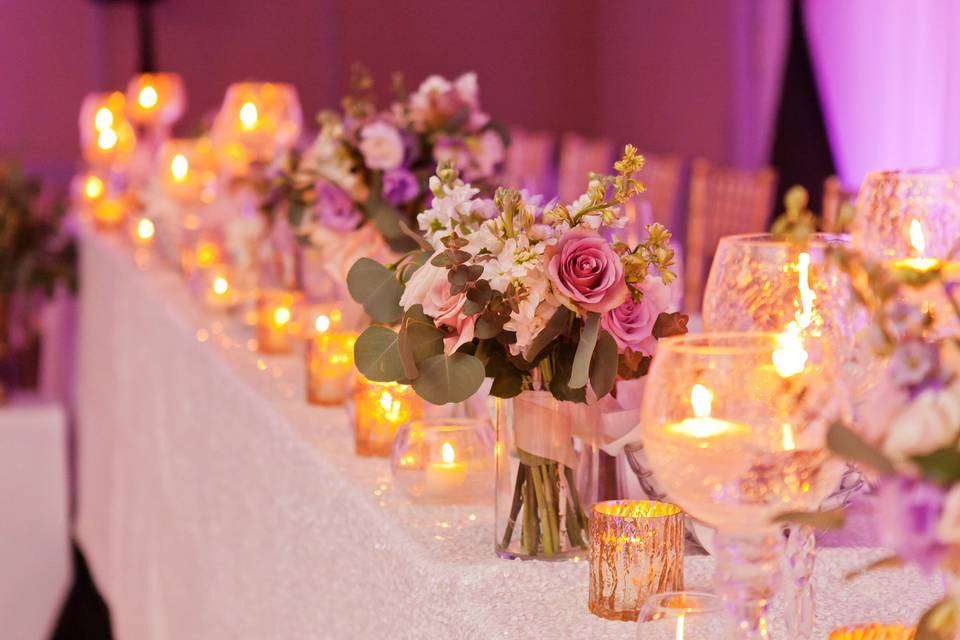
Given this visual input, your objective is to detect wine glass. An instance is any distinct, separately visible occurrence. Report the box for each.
[640,333,840,639]
[852,168,960,262]
[702,234,866,639]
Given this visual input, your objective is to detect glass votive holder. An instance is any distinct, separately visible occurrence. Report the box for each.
[79,91,137,169]
[199,264,241,311]
[588,500,685,621]
[352,378,423,457]
[72,171,106,209]
[125,72,186,130]
[255,289,303,354]
[93,197,128,231]
[212,82,302,166]
[157,137,217,204]
[390,418,494,504]
[306,316,358,405]
[128,216,156,248]
[636,591,731,639]
[180,227,225,276]
[828,624,916,639]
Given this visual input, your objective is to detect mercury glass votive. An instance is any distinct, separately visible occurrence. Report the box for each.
[390,418,494,504]
[255,289,303,354]
[92,197,127,230]
[636,591,732,639]
[352,378,423,457]
[125,72,186,131]
[305,307,357,405]
[588,500,685,621]
[828,624,916,639]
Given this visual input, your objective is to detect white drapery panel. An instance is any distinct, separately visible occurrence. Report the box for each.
[805,0,960,188]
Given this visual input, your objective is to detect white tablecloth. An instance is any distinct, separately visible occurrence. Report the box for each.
[0,395,71,640]
[76,227,944,639]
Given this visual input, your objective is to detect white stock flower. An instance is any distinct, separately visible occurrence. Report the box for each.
[358,121,405,171]
[883,385,960,460]
[503,272,559,356]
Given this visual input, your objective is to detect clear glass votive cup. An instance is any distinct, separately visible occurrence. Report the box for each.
[390,418,494,504]
[255,288,303,354]
[589,500,685,621]
[636,591,731,639]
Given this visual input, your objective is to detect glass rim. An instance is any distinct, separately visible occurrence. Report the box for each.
[641,590,724,615]
[862,167,960,182]
[717,232,849,248]
[656,332,784,355]
[405,417,490,432]
[592,499,683,519]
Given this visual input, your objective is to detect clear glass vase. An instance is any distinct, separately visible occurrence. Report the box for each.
[495,391,597,560]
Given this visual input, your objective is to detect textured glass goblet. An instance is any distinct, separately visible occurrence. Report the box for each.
[852,168,960,262]
[702,233,865,639]
[640,333,839,639]
[637,591,733,639]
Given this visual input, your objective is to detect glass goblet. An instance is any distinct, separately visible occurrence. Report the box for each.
[637,591,732,639]
[640,333,839,639]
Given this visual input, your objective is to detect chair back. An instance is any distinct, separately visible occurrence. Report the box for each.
[556,133,614,203]
[502,128,556,196]
[822,175,857,232]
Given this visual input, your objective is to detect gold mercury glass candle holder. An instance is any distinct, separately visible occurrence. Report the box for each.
[390,418,494,504]
[352,378,423,457]
[305,306,357,405]
[93,196,128,231]
[255,289,302,354]
[588,500,685,621]
[828,624,916,639]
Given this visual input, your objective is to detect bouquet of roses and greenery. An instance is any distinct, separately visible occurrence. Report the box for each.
[266,67,507,258]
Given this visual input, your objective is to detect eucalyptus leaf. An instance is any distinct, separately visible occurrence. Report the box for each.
[569,312,600,389]
[917,597,957,640]
[772,509,846,530]
[912,448,960,486]
[398,219,432,252]
[354,326,404,382]
[399,251,431,284]
[652,312,689,339]
[525,307,572,363]
[411,353,486,405]
[404,305,444,364]
[589,330,619,399]
[827,422,896,476]
[346,258,403,324]
[475,314,504,340]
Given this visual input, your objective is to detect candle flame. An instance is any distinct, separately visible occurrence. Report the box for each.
[272,306,291,327]
[772,251,814,378]
[315,314,331,334]
[94,107,114,131]
[239,101,258,130]
[782,423,796,451]
[212,276,229,295]
[441,442,456,464]
[84,175,104,200]
[676,614,685,640]
[909,218,926,254]
[691,384,713,418]
[97,128,118,151]
[170,154,189,182]
[379,391,394,412]
[137,85,158,109]
[196,242,220,267]
[136,218,155,240]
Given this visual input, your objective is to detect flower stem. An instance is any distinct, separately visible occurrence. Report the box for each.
[500,464,526,549]
[530,465,555,556]
[522,469,538,556]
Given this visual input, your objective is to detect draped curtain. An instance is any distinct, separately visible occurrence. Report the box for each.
[804,0,960,188]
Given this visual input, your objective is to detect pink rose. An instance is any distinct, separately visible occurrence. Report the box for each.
[546,228,627,313]
[399,263,476,354]
[601,277,671,355]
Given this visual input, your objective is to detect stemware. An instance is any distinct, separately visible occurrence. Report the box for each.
[640,333,841,639]
[637,591,733,639]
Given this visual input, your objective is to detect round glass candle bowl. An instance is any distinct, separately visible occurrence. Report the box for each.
[852,168,960,263]
[125,72,186,131]
[352,379,424,457]
[828,624,916,639]
[390,418,494,504]
[212,82,302,170]
[79,91,137,168]
[636,591,732,639]
[640,333,837,639]
[156,138,218,205]
[588,500,684,621]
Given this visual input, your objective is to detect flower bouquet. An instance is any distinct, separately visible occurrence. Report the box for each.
[346,146,687,558]
[265,67,507,284]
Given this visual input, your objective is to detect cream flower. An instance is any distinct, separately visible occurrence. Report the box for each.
[883,386,960,460]
[358,121,405,171]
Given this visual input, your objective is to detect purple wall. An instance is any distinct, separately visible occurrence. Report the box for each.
[0,0,784,186]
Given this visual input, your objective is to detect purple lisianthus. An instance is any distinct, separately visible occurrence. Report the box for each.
[381,168,420,206]
[873,476,947,571]
[545,228,628,314]
[314,180,362,231]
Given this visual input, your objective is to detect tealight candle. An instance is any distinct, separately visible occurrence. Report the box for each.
[890,219,941,274]
[255,289,302,354]
[828,624,916,639]
[588,500,685,621]
[305,307,358,405]
[636,591,730,638]
[201,265,240,311]
[391,419,494,503]
[129,217,156,248]
[125,72,185,131]
[352,378,423,457]
[664,384,749,439]
[157,138,217,204]
[79,91,136,168]
[211,82,302,169]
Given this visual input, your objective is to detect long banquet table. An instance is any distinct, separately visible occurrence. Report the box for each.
[76,224,944,639]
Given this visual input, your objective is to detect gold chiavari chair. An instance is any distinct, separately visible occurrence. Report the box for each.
[502,127,556,196]
[556,133,614,203]
[684,158,777,312]
[822,175,858,232]
[637,151,684,232]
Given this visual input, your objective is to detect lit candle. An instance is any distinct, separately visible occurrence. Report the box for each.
[130,217,156,247]
[891,219,941,273]
[79,92,136,168]
[255,289,302,354]
[211,82,302,171]
[424,442,468,494]
[353,379,423,457]
[124,72,185,130]
[305,308,358,405]
[202,267,239,311]
[665,384,748,439]
[93,197,127,231]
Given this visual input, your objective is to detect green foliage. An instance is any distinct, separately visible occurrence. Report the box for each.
[411,352,486,405]
[772,509,846,530]
[568,311,600,389]
[826,422,896,476]
[589,331,619,399]
[354,326,404,382]
[912,448,960,486]
[652,312,689,339]
[397,305,444,380]
[346,258,404,324]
